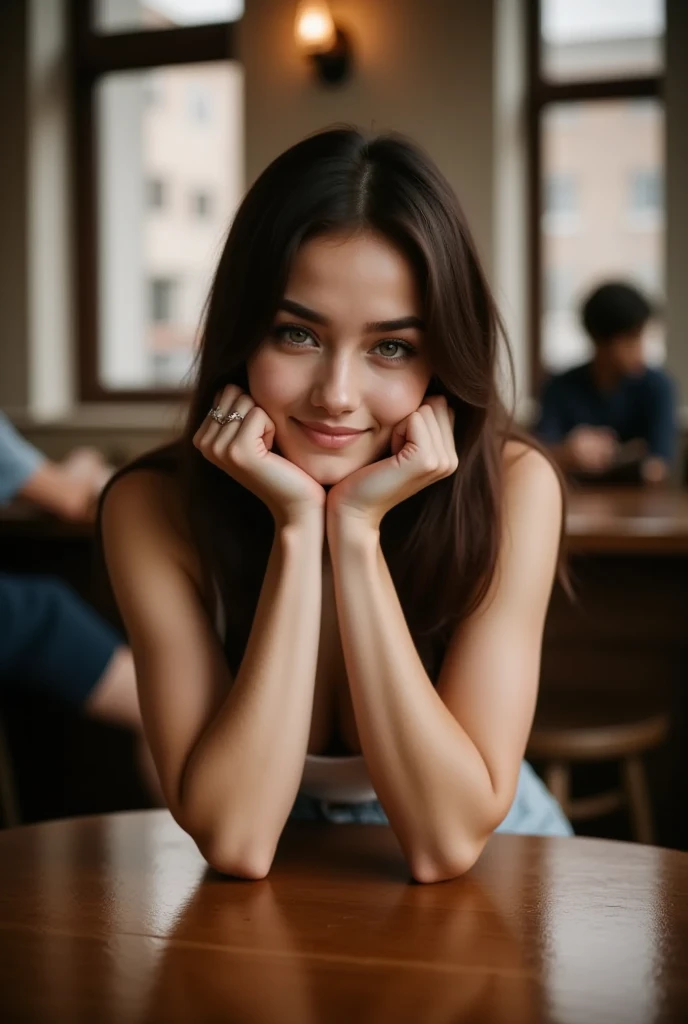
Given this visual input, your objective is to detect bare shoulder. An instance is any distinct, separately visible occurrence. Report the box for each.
[101,468,201,584]
[502,439,563,521]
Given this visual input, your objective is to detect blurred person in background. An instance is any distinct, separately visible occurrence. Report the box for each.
[0,410,158,802]
[0,409,113,523]
[535,282,677,485]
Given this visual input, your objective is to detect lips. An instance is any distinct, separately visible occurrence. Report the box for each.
[293,419,368,450]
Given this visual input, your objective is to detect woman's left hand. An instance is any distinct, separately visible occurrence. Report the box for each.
[327,395,459,532]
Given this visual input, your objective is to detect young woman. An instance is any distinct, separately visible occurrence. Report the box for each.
[101,127,572,884]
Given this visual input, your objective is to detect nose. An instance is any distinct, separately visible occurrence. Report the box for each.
[309,351,361,417]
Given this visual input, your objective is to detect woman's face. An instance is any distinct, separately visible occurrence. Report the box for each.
[247,230,433,485]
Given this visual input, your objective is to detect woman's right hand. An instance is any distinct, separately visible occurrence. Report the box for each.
[193,385,326,527]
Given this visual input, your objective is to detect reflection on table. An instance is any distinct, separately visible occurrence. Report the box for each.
[0,811,686,1023]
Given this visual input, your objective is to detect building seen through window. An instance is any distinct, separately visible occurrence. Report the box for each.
[538,1,665,375]
[75,0,244,394]
[94,29,243,390]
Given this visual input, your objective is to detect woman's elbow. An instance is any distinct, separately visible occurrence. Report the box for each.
[197,831,275,880]
[409,838,486,884]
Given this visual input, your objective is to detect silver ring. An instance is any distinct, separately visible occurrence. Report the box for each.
[209,407,244,426]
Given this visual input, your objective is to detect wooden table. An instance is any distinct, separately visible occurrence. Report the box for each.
[0,811,686,1023]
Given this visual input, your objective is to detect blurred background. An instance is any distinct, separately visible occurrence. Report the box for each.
[0,0,686,848]
[2,0,685,442]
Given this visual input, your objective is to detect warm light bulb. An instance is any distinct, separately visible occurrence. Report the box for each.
[294,1,337,55]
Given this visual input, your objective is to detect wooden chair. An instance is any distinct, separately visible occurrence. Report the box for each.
[527,690,669,844]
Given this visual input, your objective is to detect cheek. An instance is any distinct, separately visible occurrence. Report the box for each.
[369,373,431,427]
[246,350,302,414]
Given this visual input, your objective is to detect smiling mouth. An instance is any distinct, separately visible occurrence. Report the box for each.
[293,420,368,450]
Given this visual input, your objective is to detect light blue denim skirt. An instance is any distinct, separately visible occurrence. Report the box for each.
[289,759,573,837]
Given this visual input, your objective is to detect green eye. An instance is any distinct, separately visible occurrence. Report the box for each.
[286,328,310,343]
[273,324,315,347]
[374,340,416,361]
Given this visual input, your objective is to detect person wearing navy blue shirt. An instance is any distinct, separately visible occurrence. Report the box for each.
[535,282,677,485]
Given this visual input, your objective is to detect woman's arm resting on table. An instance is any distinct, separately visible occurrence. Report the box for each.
[329,445,562,883]
[102,471,324,879]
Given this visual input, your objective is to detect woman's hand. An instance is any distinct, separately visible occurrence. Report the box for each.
[193,385,326,527]
[326,395,458,532]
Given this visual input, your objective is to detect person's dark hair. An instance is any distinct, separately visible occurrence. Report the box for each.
[181,127,565,680]
[581,281,654,344]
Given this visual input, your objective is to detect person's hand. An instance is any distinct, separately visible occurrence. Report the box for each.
[326,395,458,532]
[193,384,326,527]
[565,426,618,474]
[641,455,669,485]
[61,446,114,492]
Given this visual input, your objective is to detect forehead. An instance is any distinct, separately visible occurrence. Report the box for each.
[284,230,422,319]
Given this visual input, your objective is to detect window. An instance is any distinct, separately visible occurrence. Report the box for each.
[543,171,579,234]
[540,0,664,82]
[95,0,244,34]
[529,0,665,381]
[73,0,244,399]
[545,268,574,312]
[150,278,177,322]
[146,178,167,209]
[544,173,577,215]
[191,189,213,218]
[143,75,164,107]
[188,86,212,123]
[629,169,663,214]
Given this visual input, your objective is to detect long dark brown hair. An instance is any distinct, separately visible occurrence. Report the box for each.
[181,127,564,680]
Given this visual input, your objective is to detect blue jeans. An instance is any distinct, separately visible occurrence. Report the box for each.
[0,573,121,706]
[289,760,573,837]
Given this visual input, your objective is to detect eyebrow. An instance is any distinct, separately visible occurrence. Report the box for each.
[278,299,425,333]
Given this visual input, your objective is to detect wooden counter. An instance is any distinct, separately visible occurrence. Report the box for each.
[565,487,688,554]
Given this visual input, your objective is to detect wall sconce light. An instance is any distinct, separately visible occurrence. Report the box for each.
[294,1,353,86]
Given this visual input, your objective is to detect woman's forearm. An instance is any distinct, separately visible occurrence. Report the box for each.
[181,512,324,875]
[329,518,501,882]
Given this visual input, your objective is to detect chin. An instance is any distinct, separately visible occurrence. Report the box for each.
[289,451,365,486]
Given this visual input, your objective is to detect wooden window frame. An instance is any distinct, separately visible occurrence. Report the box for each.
[70,0,239,401]
[526,0,663,396]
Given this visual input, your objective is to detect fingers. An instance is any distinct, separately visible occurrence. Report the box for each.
[193,386,279,477]
[194,385,248,445]
[212,392,256,453]
[193,385,255,469]
[418,396,459,476]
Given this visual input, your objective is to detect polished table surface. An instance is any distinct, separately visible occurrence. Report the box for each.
[0,811,686,1023]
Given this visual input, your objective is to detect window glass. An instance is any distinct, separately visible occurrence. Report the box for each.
[541,99,665,372]
[95,0,243,33]
[95,62,243,389]
[540,0,664,82]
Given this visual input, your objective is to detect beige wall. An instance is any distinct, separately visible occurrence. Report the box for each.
[242,0,496,274]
